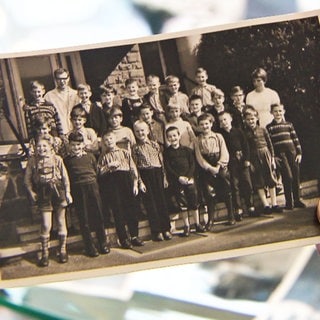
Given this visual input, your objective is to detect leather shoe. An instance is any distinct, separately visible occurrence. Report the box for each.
[183,226,190,237]
[272,205,283,213]
[131,237,145,247]
[99,244,110,254]
[205,220,214,232]
[58,252,68,263]
[195,224,206,233]
[163,231,172,240]
[86,245,99,257]
[120,239,133,249]
[38,256,49,267]
[294,200,306,208]
[152,233,164,242]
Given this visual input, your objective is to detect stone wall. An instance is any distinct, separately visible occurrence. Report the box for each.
[105,44,148,97]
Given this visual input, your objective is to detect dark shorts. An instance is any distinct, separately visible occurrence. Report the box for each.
[36,182,67,212]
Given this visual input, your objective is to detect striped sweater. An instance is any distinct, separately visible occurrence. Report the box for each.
[266,120,302,155]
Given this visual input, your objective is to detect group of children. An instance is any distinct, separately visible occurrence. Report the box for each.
[23,66,305,267]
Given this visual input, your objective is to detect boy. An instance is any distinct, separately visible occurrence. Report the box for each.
[74,83,107,137]
[195,113,235,230]
[266,103,305,209]
[106,106,136,152]
[122,78,144,129]
[98,131,144,249]
[229,86,246,130]
[64,132,109,257]
[164,75,190,117]
[139,104,165,150]
[219,111,255,219]
[164,126,205,236]
[209,88,228,130]
[186,94,204,136]
[143,74,167,123]
[132,120,172,241]
[190,67,216,109]
[23,80,63,139]
[67,106,99,154]
[165,104,196,150]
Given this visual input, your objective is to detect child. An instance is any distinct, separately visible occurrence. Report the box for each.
[218,111,255,219]
[209,88,228,130]
[195,113,235,230]
[64,132,109,257]
[67,105,99,154]
[132,120,172,241]
[164,126,206,236]
[139,104,165,150]
[186,94,204,136]
[74,83,107,137]
[24,135,72,267]
[164,75,190,117]
[106,106,136,152]
[143,74,167,123]
[98,131,144,249]
[28,115,65,158]
[98,84,120,120]
[246,68,281,128]
[243,106,283,214]
[266,103,305,209]
[121,78,144,128]
[23,80,63,139]
[229,86,246,130]
[190,67,216,109]
[165,104,196,150]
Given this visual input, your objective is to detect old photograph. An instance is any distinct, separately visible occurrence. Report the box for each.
[0,10,319,287]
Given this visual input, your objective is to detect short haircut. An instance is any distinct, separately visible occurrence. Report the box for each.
[102,130,115,139]
[70,105,86,119]
[195,67,208,76]
[230,86,244,96]
[218,111,232,119]
[33,114,52,129]
[68,131,84,143]
[165,75,179,85]
[270,103,284,111]
[36,134,54,147]
[139,103,153,112]
[54,68,69,78]
[167,104,180,111]
[30,80,45,91]
[77,83,91,92]
[133,120,149,131]
[213,88,224,97]
[107,106,123,117]
[99,83,117,95]
[243,105,259,118]
[189,94,203,103]
[198,113,215,123]
[125,78,138,87]
[251,67,267,82]
[146,74,160,83]
[165,126,180,136]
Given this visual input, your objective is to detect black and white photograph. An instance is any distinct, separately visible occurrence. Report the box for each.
[0,9,319,288]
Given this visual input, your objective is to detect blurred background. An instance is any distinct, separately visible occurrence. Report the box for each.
[0,0,320,319]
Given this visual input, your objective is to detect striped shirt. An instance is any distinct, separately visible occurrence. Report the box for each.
[97,147,138,182]
[132,140,162,169]
[23,101,63,138]
[266,120,302,155]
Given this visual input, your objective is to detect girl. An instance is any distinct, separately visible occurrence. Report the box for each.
[243,106,283,214]
[24,135,72,267]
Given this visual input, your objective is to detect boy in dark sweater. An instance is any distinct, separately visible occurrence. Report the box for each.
[64,132,109,257]
[219,111,255,219]
[266,104,305,209]
[164,126,205,236]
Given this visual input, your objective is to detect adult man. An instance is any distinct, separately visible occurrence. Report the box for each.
[44,68,80,134]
